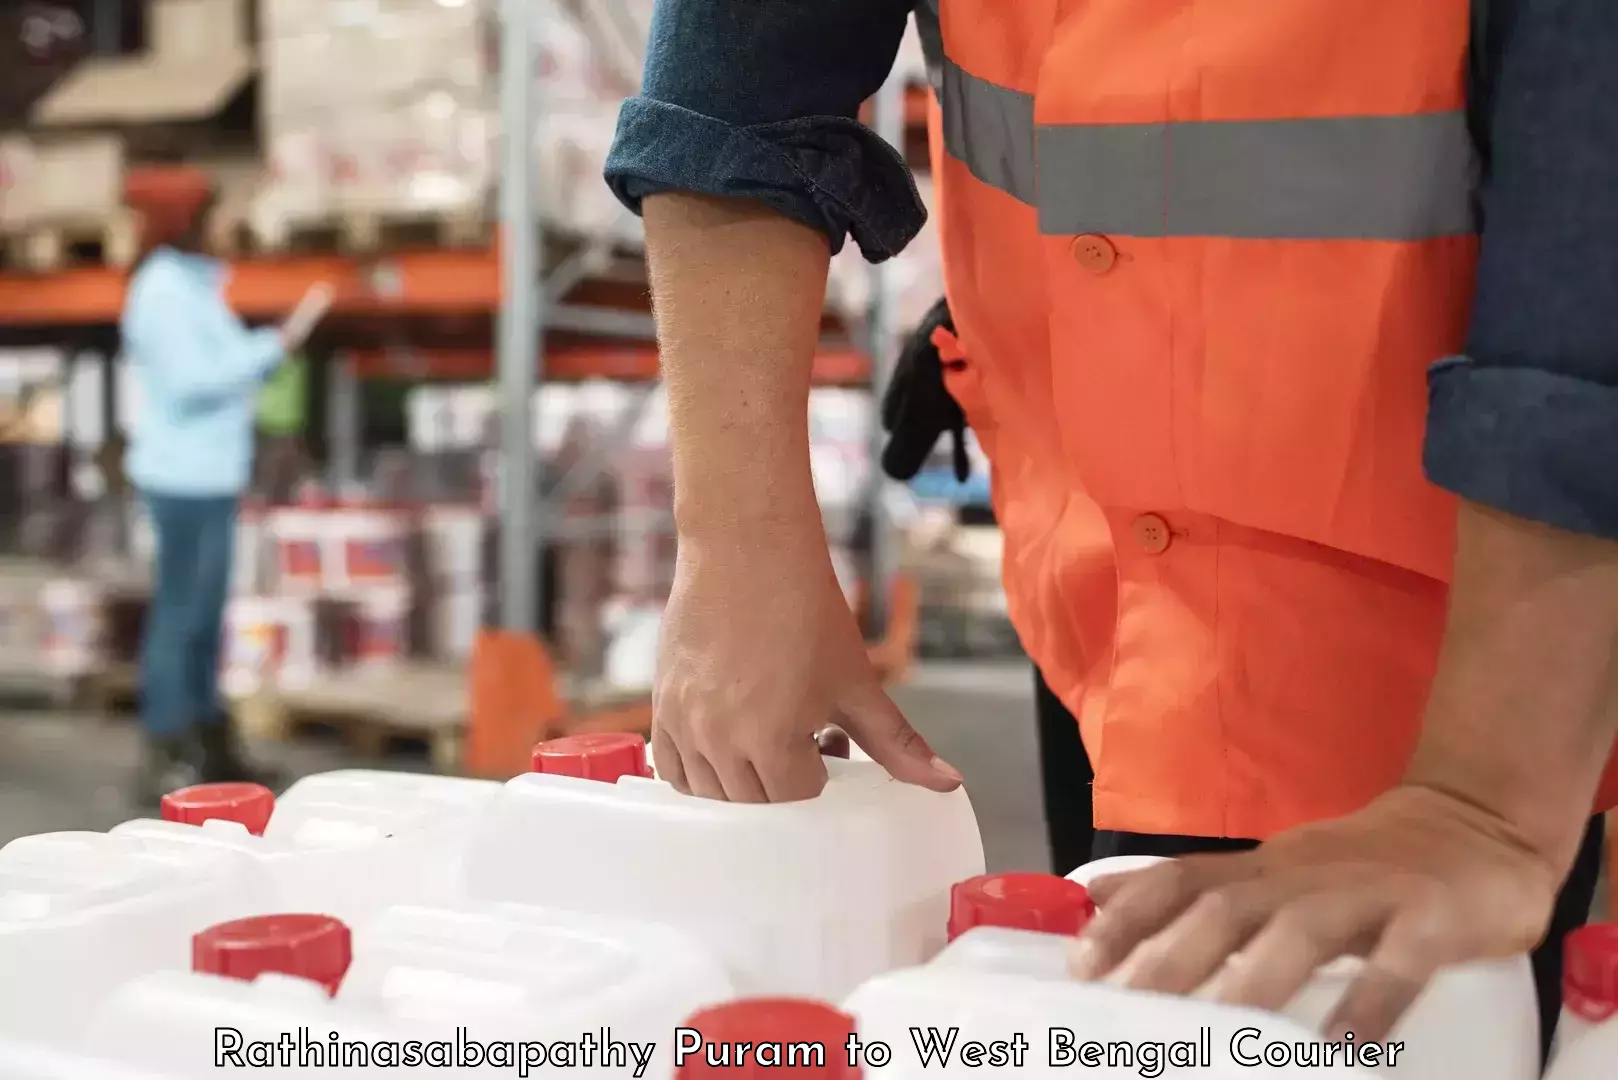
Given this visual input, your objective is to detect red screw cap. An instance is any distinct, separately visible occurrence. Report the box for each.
[677,999,858,1080]
[161,783,275,836]
[531,732,653,782]
[193,914,352,996]
[1565,924,1618,1022]
[947,873,1096,941]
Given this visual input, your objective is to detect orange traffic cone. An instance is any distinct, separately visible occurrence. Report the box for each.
[461,628,564,778]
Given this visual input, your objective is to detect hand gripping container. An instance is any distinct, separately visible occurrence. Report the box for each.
[845,867,1540,1079]
[335,903,735,1077]
[1545,923,1618,1079]
[0,830,268,1043]
[461,752,985,999]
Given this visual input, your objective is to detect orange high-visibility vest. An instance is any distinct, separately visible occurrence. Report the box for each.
[927,1,1618,838]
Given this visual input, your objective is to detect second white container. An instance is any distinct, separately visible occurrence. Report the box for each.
[461,754,985,999]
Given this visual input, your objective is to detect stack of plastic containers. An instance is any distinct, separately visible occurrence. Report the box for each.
[1546,924,1618,1080]
[90,908,867,1079]
[337,903,733,1075]
[107,733,655,925]
[0,829,271,1043]
[844,864,1541,1079]
[0,733,676,1052]
[460,749,986,997]
[109,768,498,922]
[0,1038,180,1079]
[85,914,428,1078]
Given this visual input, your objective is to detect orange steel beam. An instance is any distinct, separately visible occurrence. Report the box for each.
[348,343,870,385]
[0,248,505,326]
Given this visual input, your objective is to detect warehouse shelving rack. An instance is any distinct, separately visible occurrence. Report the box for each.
[0,0,932,766]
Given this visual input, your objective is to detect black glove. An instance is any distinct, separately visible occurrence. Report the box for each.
[880,297,972,483]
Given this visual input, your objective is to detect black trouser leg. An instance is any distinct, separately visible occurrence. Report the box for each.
[1534,815,1604,1057]
[1093,817,1605,1064]
[1033,667,1095,876]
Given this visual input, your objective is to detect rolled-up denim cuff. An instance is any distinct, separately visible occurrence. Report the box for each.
[1423,355,1618,541]
[605,98,926,262]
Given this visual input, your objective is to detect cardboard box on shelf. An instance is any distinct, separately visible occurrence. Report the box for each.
[428,585,483,662]
[4,134,124,228]
[353,584,411,671]
[332,99,494,219]
[222,593,317,698]
[0,136,37,230]
[38,577,104,678]
[150,0,250,61]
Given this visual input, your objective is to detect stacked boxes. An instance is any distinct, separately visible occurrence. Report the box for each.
[0,133,127,234]
[226,496,418,695]
[253,0,652,242]
[253,0,497,243]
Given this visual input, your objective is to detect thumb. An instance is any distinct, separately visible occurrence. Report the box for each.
[838,685,963,792]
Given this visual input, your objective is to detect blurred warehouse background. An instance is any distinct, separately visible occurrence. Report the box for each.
[0,0,1040,866]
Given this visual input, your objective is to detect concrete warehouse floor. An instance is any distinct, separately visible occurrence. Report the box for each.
[0,660,1054,870]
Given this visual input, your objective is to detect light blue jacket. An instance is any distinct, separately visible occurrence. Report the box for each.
[121,247,285,497]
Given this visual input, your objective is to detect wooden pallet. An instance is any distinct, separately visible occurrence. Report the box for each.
[337,208,488,254]
[232,663,466,772]
[241,215,347,256]
[2,212,139,272]
[247,207,488,257]
[80,661,139,714]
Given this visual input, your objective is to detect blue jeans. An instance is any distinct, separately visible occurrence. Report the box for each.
[140,493,237,737]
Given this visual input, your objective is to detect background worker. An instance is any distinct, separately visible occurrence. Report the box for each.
[121,179,330,805]
[605,0,1618,1049]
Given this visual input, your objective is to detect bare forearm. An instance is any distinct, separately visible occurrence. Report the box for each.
[644,194,831,558]
[1406,500,1618,870]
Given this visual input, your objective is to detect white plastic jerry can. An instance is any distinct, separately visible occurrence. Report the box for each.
[94,905,723,1080]
[0,830,270,1043]
[84,912,437,1079]
[845,866,1540,1079]
[86,913,430,1080]
[112,734,656,922]
[337,903,734,1079]
[0,1038,182,1079]
[1545,923,1618,1080]
[1064,854,1172,888]
[111,780,474,926]
[461,751,985,999]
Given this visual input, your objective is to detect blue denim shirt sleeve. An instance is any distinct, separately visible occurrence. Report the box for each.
[603,0,924,262]
[1425,0,1618,541]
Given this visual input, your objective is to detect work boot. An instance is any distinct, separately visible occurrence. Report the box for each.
[194,717,283,791]
[135,733,201,809]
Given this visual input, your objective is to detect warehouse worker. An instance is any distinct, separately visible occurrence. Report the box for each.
[121,180,329,804]
[606,0,1618,1049]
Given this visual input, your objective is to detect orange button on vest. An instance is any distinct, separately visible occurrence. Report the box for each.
[927,1,1618,838]
[1071,234,1116,274]
[1131,514,1171,556]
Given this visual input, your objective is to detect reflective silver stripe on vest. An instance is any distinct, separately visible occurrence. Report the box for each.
[939,57,1038,205]
[940,57,1477,241]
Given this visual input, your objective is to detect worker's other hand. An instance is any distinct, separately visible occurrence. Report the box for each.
[1068,785,1560,1040]
[652,546,962,803]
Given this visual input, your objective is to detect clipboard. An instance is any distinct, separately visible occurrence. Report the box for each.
[281,283,334,349]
